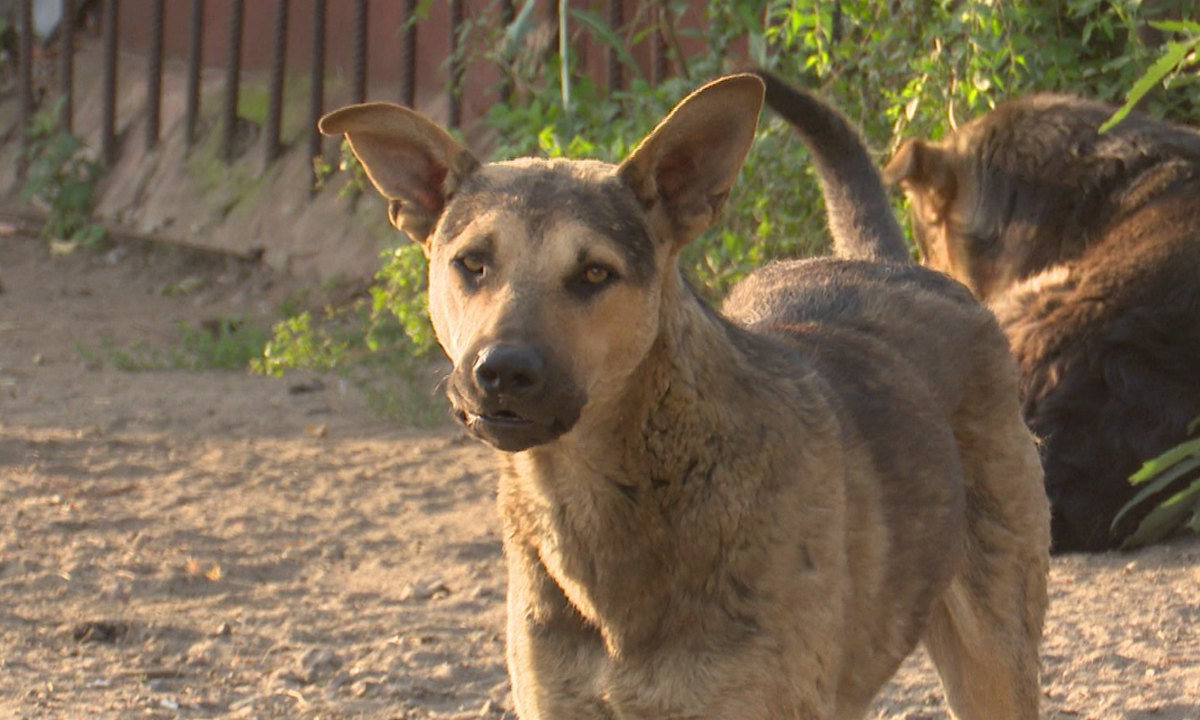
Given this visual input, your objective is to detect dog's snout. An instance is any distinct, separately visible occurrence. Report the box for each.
[473,345,545,397]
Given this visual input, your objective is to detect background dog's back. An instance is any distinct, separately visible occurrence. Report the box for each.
[886,94,1200,551]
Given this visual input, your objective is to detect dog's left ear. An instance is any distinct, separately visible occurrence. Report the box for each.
[319,103,480,249]
[883,138,958,222]
[618,74,764,250]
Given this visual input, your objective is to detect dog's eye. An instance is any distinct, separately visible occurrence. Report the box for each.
[454,253,487,278]
[567,263,618,299]
[583,265,611,285]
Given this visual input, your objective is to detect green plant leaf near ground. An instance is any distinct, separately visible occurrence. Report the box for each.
[254,276,447,427]
[1115,430,1200,549]
[21,98,107,249]
[78,318,271,373]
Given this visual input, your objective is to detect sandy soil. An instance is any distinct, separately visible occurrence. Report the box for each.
[1,234,1198,719]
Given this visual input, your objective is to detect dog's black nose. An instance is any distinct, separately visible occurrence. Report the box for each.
[473,345,545,397]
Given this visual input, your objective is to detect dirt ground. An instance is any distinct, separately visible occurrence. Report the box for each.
[1,234,1198,719]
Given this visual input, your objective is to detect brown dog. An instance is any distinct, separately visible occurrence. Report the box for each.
[884,94,1200,552]
[320,72,1049,718]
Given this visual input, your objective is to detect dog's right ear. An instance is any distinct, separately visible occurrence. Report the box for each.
[319,103,480,248]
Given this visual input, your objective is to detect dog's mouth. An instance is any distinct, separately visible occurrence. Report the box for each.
[451,393,582,452]
[464,408,533,429]
[453,404,573,452]
[445,345,586,452]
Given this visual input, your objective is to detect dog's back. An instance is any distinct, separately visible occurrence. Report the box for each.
[729,72,1049,716]
[887,93,1200,551]
[734,72,1008,450]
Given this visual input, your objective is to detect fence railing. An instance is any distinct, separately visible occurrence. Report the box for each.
[12,0,679,197]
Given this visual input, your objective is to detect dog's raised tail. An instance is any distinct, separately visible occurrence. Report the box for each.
[754,69,910,264]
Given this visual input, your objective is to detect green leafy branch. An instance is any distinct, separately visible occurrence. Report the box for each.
[1101,19,1200,132]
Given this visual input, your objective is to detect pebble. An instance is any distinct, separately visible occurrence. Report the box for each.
[298,648,343,684]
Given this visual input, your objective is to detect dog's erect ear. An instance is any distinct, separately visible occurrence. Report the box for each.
[319,103,480,247]
[618,74,764,250]
[883,138,957,220]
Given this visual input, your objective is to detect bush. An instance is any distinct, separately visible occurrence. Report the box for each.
[22,99,106,250]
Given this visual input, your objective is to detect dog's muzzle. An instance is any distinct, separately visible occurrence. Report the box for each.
[448,343,585,452]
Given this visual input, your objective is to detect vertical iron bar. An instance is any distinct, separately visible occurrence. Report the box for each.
[448,0,464,128]
[60,0,75,133]
[101,0,118,165]
[607,0,623,93]
[17,0,33,178]
[308,0,326,196]
[398,0,416,107]
[558,0,569,119]
[146,0,164,149]
[498,0,514,104]
[185,0,204,147]
[263,0,288,165]
[352,0,367,104]
[220,0,244,162]
[651,1,667,87]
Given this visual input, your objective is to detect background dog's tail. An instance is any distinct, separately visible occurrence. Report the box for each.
[753,69,910,264]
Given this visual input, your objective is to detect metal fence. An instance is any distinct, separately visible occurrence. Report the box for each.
[12,0,676,195]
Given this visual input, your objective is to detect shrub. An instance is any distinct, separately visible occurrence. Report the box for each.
[22,99,106,249]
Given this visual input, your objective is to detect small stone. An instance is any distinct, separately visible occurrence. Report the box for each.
[401,577,451,601]
[298,648,342,684]
[72,620,130,644]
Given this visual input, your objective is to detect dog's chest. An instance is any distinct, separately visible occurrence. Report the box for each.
[504,452,681,631]
[536,531,606,626]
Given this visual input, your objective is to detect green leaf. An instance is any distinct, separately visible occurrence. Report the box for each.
[1149,20,1200,35]
[1100,38,1200,133]
[1120,477,1200,549]
[1113,453,1200,528]
[1129,436,1200,484]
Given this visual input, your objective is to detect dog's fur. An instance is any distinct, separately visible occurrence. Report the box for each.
[320,72,1049,718]
[884,94,1200,552]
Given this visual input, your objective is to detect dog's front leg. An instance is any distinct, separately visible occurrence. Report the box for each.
[505,544,615,720]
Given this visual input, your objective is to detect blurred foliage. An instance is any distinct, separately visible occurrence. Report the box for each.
[77,318,270,372]
[1102,18,1200,131]
[254,260,446,426]
[266,0,1199,426]
[21,98,106,250]
[1115,418,1200,549]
